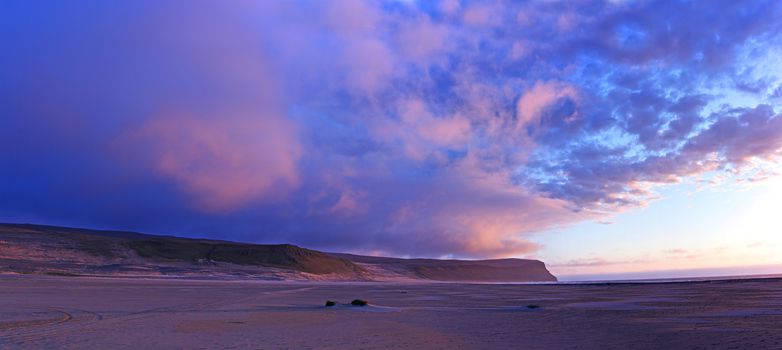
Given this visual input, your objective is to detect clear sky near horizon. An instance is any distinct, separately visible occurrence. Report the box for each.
[542,170,782,279]
[1,0,781,280]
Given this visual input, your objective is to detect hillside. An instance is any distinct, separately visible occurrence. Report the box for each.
[333,253,557,282]
[0,223,556,282]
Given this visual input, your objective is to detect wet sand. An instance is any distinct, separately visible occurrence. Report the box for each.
[2,275,781,349]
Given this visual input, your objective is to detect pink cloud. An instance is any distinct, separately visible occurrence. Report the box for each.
[321,1,396,96]
[439,0,460,16]
[397,17,451,63]
[116,114,301,212]
[328,189,368,217]
[516,81,580,128]
[515,9,533,26]
[557,12,580,33]
[373,99,471,162]
[663,248,701,260]
[462,5,496,27]
[342,38,396,95]
[510,40,530,59]
[323,0,380,35]
[552,257,651,267]
[370,154,597,257]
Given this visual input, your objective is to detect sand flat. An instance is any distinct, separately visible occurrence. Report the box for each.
[2,276,782,349]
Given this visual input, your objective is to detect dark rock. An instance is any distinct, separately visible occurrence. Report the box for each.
[351,299,368,306]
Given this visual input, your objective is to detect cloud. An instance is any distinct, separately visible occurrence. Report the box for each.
[1,0,781,258]
[462,4,497,27]
[663,248,700,260]
[373,98,471,162]
[114,114,301,212]
[396,17,451,63]
[747,241,776,249]
[516,81,580,128]
[552,257,650,268]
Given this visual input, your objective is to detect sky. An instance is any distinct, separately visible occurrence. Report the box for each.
[1,0,781,280]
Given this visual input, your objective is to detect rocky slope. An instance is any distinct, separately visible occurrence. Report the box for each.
[0,223,556,282]
[332,253,557,282]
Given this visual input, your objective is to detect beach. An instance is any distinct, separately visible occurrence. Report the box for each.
[2,275,781,349]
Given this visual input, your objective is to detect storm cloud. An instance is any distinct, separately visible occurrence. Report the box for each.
[1,0,781,257]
